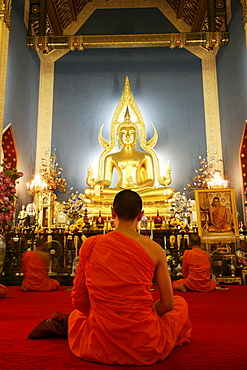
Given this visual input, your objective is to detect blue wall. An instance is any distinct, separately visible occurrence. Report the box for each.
[52,48,205,201]
[217,0,247,219]
[52,8,205,202]
[4,0,40,211]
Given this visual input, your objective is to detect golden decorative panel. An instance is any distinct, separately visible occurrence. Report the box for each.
[0,6,10,159]
[0,0,12,29]
[27,0,229,42]
[241,0,247,24]
[27,32,229,53]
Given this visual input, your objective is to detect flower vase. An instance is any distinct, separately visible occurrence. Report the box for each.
[83,208,91,229]
[0,234,6,283]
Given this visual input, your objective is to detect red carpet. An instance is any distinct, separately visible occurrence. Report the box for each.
[0,285,247,369]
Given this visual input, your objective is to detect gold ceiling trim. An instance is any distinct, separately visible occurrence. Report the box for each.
[0,0,12,29]
[27,31,229,53]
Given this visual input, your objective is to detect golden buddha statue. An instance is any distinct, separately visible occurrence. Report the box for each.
[84,77,175,205]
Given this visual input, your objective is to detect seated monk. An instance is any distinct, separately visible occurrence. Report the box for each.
[0,284,8,298]
[21,239,60,292]
[68,190,191,366]
[208,197,232,233]
[173,234,216,293]
[84,108,174,202]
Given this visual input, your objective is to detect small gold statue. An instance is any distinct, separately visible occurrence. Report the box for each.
[18,205,28,228]
[84,77,174,204]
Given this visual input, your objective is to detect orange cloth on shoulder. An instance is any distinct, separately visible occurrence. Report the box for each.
[22,251,60,292]
[68,232,191,366]
[173,248,216,292]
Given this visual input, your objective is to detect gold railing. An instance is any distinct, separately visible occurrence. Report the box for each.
[2,229,189,277]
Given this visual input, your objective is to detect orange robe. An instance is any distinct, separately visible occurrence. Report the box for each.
[68,232,191,366]
[0,284,8,298]
[22,251,60,292]
[173,248,216,292]
[208,205,232,232]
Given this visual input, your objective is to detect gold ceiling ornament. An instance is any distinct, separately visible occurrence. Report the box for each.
[26,0,229,54]
[28,0,228,36]
[0,0,12,29]
[26,32,229,54]
[215,0,225,8]
[39,149,72,193]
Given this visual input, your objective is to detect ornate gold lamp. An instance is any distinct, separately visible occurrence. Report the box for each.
[186,155,228,190]
[207,170,228,189]
[26,173,55,230]
[39,149,71,193]
[26,150,70,230]
[26,173,48,196]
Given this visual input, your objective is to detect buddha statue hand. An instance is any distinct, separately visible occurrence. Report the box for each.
[94,180,111,196]
[125,177,139,189]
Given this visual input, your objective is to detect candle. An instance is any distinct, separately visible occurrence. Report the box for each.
[74,235,79,257]
[192,210,197,222]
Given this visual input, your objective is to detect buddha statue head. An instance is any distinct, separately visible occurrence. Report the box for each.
[117,108,138,149]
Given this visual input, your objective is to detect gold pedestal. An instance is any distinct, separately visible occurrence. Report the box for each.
[83,201,173,231]
[216,276,242,285]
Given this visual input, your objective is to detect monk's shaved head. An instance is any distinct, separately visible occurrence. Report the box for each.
[35,238,46,249]
[113,190,142,221]
[189,234,201,247]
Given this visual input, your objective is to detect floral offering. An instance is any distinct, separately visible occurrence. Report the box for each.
[0,159,23,231]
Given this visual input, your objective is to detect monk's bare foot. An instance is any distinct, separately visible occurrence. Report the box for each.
[178,283,187,293]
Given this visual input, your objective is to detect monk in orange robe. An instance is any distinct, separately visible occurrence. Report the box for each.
[22,239,60,292]
[0,284,8,297]
[208,197,232,232]
[173,234,216,293]
[69,190,191,366]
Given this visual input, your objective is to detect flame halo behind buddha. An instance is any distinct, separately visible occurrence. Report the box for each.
[84,76,175,206]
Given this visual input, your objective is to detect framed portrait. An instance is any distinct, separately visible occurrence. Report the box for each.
[194,188,239,238]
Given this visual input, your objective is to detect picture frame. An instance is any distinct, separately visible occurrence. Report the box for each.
[194,188,239,238]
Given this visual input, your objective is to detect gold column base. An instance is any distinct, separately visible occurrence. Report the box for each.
[242,268,247,285]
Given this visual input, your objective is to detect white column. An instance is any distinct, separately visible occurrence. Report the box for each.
[186,46,224,174]
[201,53,224,174]
[35,58,55,173]
[35,48,70,173]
